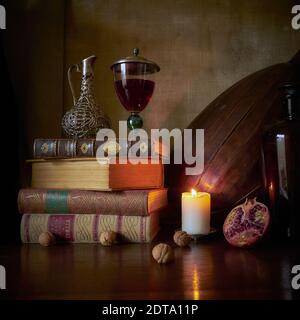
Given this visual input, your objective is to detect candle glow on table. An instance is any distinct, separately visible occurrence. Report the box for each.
[182,189,211,235]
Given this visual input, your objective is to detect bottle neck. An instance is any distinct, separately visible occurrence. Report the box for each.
[80,73,95,97]
[284,95,300,121]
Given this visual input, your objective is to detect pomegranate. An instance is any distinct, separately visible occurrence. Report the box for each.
[223,198,270,248]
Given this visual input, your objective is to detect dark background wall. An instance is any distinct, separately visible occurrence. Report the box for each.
[3,0,300,146]
[2,0,64,157]
[64,0,299,132]
[1,0,65,242]
[0,0,299,242]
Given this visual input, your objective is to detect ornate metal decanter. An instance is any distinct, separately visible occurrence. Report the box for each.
[62,55,111,138]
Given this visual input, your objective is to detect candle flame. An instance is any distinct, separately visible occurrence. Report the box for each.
[191,189,197,196]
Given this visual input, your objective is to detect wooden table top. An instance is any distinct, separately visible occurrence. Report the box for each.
[0,229,299,300]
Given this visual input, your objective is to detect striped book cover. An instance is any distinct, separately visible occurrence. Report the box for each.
[21,213,160,244]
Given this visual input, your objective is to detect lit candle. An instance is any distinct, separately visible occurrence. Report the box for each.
[182,189,211,235]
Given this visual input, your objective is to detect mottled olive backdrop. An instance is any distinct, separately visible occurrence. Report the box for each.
[2,0,300,147]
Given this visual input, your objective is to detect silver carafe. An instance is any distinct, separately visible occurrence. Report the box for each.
[62,55,111,138]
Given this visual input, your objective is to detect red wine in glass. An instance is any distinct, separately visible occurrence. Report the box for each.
[114,79,155,112]
[111,48,160,129]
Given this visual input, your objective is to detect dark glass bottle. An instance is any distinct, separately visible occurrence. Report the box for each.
[261,83,300,241]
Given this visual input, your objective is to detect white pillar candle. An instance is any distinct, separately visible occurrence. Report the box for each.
[182,189,211,235]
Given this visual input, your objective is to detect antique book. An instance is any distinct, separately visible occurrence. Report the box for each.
[29,158,164,190]
[33,138,167,159]
[18,188,168,216]
[21,213,160,243]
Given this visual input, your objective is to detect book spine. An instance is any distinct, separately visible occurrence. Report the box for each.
[34,139,96,158]
[21,214,158,243]
[18,189,148,216]
[33,138,165,159]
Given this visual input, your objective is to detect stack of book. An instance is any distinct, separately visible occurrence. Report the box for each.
[18,138,168,243]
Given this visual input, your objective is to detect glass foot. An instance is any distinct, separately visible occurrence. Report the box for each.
[127,113,143,130]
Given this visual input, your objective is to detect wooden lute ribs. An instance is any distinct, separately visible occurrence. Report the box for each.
[167,50,300,217]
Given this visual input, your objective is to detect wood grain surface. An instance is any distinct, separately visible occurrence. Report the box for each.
[1,228,299,300]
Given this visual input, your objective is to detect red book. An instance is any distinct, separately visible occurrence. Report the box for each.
[18,188,168,216]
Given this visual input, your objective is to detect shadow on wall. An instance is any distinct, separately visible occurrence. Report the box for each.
[2,0,64,149]
[0,37,21,243]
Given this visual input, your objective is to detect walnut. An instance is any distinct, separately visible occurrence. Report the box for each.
[38,231,56,247]
[152,243,174,264]
[173,230,192,247]
[99,231,117,246]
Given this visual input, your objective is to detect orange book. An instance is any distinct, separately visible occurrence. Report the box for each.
[28,158,164,191]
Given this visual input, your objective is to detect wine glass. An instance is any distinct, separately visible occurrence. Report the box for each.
[111,48,160,129]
